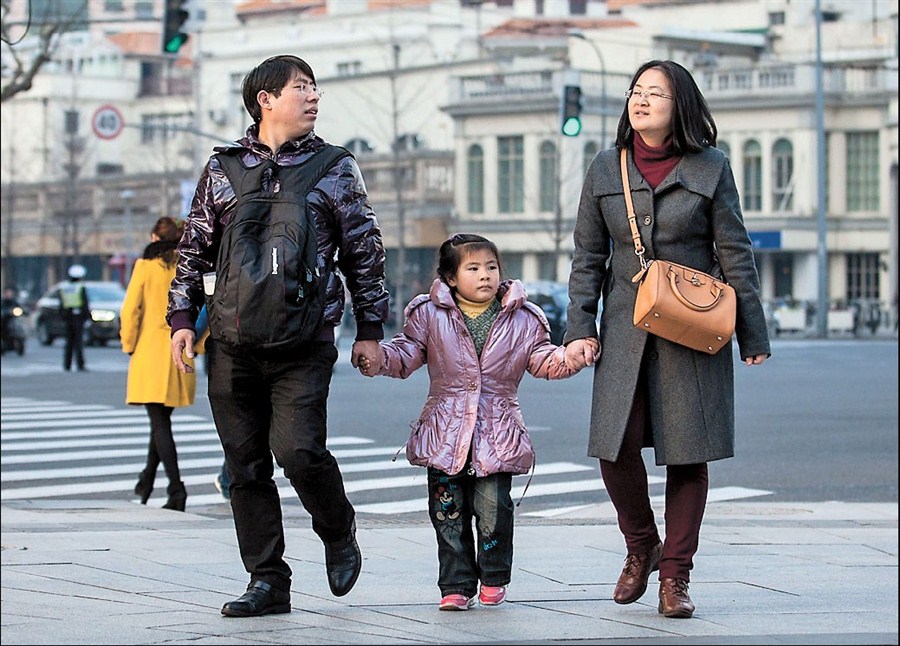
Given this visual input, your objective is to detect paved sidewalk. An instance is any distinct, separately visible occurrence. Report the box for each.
[1,499,896,645]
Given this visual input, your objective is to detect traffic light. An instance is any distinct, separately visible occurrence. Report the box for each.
[560,84,583,137]
[162,0,189,54]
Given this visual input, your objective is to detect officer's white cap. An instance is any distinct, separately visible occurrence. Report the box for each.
[67,265,86,279]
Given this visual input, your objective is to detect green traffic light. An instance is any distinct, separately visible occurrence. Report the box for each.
[562,116,582,137]
[164,34,188,53]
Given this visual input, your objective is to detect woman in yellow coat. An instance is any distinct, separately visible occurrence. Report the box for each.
[120,216,196,511]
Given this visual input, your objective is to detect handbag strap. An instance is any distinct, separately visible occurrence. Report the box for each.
[620,148,649,270]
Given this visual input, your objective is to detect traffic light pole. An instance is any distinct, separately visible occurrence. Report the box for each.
[569,30,607,147]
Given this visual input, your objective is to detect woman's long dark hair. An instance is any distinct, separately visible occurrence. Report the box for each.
[614,60,717,155]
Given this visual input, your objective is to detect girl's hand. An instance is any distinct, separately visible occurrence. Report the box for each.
[357,355,374,377]
[565,338,600,370]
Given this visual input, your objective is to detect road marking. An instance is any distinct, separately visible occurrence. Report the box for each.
[1,396,778,513]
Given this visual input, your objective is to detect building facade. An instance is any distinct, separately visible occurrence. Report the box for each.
[1,0,897,329]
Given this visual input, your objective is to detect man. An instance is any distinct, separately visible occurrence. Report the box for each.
[58,264,89,371]
[167,55,389,617]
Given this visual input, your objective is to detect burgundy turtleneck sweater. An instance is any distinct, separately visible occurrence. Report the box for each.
[633,135,682,190]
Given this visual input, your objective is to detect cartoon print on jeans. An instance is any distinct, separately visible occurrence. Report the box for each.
[434,481,461,521]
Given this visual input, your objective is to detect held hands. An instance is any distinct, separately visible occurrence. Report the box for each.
[744,354,768,366]
[352,339,382,378]
[171,328,196,374]
[564,338,601,370]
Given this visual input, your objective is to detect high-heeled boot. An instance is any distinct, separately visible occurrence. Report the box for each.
[162,481,187,512]
[134,470,155,505]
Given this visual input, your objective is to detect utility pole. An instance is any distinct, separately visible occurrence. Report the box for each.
[390,42,407,316]
[3,137,16,288]
[814,0,829,338]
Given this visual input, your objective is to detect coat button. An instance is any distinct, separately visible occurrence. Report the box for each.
[468,381,477,390]
[643,216,652,226]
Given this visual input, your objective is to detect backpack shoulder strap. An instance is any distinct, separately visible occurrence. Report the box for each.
[215,152,274,197]
[278,145,354,196]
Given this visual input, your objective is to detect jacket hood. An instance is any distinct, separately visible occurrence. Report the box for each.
[428,277,526,311]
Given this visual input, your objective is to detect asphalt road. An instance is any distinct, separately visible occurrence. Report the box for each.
[1,335,897,513]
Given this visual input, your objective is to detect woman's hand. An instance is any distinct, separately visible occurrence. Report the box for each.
[744,354,768,366]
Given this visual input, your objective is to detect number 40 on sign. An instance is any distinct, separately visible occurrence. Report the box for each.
[92,105,124,140]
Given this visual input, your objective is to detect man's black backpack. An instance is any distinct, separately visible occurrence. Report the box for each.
[206,145,351,350]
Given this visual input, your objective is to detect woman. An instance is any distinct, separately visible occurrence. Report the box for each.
[121,216,196,511]
[564,60,770,618]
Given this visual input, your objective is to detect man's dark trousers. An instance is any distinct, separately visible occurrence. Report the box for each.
[208,340,355,591]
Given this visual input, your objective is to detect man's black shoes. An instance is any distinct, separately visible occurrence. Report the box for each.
[324,522,362,597]
[221,581,291,617]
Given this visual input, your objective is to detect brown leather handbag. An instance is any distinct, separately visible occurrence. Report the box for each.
[620,149,736,355]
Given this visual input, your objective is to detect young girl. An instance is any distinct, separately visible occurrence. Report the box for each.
[358,233,596,611]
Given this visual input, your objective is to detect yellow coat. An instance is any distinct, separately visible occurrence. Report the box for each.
[120,255,196,407]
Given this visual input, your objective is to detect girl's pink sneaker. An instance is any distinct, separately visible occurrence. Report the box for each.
[478,585,507,606]
[439,593,475,611]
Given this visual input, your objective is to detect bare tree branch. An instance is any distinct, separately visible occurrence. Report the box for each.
[1,0,89,103]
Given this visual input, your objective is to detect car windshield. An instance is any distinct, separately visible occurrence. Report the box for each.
[87,284,126,301]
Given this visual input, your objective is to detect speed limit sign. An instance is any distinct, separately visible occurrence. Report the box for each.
[92,104,124,140]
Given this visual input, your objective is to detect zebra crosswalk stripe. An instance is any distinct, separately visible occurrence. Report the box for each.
[1,397,774,513]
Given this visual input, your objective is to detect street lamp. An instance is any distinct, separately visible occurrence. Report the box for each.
[568,29,607,148]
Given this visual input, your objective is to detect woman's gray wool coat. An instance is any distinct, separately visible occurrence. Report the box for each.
[565,146,771,466]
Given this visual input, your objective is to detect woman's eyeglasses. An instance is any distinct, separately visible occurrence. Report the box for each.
[625,89,673,102]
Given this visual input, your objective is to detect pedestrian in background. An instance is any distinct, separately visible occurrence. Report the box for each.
[122,216,196,512]
[358,233,594,611]
[564,60,770,619]
[167,54,389,617]
[57,264,90,372]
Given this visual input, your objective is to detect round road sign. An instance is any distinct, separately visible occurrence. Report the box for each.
[92,105,124,140]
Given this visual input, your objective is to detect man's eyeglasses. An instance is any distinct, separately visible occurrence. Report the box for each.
[298,82,324,97]
[625,89,673,102]
[277,83,323,97]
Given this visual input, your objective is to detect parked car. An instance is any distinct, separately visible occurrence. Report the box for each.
[32,280,126,347]
[522,281,569,345]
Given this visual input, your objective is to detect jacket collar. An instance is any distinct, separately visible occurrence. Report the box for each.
[213,125,319,157]
[429,278,526,312]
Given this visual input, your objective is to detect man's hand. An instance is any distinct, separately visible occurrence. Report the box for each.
[171,328,196,374]
[351,339,381,377]
[564,338,600,370]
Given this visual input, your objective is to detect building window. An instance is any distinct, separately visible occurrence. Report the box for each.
[718,140,730,160]
[345,138,374,155]
[134,1,153,18]
[537,253,557,281]
[846,131,879,211]
[337,61,362,76]
[772,138,793,211]
[497,136,524,213]
[583,141,598,177]
[742,139,762,211]
[96,163,123,176]
[846,252,880,300]
[467,144,484,214]
[539,140,557,213]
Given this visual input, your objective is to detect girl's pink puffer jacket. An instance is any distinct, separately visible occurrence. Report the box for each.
[379,278,578,477]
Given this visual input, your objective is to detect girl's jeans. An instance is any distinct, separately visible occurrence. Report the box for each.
[426,467,514,598]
